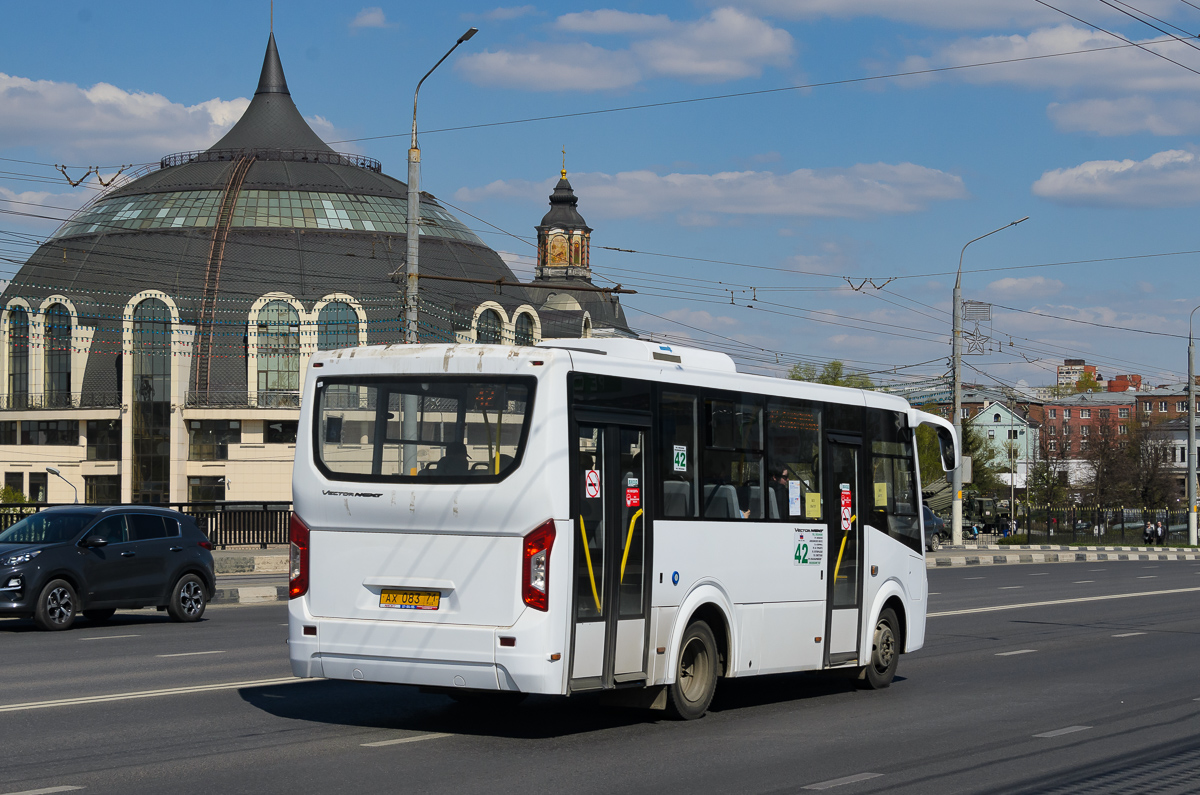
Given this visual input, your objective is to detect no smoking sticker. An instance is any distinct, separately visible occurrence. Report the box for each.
[585,469,601,499]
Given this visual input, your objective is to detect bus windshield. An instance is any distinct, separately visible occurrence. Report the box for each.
[315,377,534,482]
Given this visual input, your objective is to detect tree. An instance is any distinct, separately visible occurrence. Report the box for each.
[1082,415,1130,505]
[1126,419,1180,507]
[961,417,1002,494]
[788,361,874,389]
[1074,372,1103,393]
[1027,430,1070,507]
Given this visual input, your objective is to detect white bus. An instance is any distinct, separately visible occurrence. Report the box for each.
[288,340,958,718]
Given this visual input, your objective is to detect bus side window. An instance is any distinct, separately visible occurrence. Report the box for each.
[660,392,698,518]
[703,397,764,519]
[868,409,921,553]
[766,400,822,521]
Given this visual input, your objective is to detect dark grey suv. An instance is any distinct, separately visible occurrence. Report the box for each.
[0,506,215,630]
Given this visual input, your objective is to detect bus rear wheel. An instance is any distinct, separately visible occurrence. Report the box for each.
[857,607,899,690]
[666,620,718,720]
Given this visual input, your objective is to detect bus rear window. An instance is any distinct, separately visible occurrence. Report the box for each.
[314,378,534,482]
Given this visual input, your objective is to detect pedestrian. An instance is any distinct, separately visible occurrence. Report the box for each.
[1156,521,1165,547]
[1144,521,1155,546]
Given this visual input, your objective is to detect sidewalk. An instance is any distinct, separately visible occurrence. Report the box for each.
[926,543,1200,569]
[211,547,287,605]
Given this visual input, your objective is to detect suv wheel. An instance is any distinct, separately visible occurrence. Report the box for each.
[167,573,207,622]
[34,579,78,631]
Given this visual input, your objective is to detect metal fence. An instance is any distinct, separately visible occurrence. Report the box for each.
[0,501,292,548]
[1010,506,1191,546]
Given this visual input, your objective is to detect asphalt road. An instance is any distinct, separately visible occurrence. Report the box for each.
[3,561,1200,794]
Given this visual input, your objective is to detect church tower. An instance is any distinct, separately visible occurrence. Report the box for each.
[535,162,592,282]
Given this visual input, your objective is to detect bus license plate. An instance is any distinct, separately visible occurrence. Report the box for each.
[379,589,440,610]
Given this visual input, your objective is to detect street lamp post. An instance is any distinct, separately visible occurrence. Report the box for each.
[1189,306,1198,546]
[46,467,77,504]
[402,27,477,476]
[952,216,1028,545]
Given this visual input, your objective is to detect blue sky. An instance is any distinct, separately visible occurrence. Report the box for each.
[2,0,1200,389]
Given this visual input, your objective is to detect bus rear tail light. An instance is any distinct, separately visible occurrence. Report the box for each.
[289,513,310,599]
[522,520,556,611]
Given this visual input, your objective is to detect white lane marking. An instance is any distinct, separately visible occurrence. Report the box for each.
[1073,581,1094,584]
[999,586,1023,590]
[1089,569,1107,572]
[79,635,140,641]
[802,773,883,791]
[1112,632,1146,637]
[1034,725,1091,738]
[155,650,226,658]
[928,592,940,595]
[1,787,85,795]
[928,586,1200,618]
[361,732,453,748]
[1028,572,1049,576]
[964,577,985,580]
[1137,576,1157,579]
[0,677,296,714]
[996,649,1037,656]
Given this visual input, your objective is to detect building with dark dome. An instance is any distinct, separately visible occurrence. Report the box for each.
[0,34,630,505]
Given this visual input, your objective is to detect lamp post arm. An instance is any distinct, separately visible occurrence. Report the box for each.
[956,217,1030,289]
[411,28,478,149]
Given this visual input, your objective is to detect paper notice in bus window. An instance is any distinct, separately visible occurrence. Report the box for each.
[794,528,824,566]
[788,480,802,516]
[673,445,687,472]
[805,492,821,519]
[875,482,889,506]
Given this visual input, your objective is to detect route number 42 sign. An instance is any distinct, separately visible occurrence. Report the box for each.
[793,528,825,566]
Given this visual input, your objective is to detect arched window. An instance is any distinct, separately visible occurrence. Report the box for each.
[476,308,502,345]
[7,307,29,408]
[258,301,300,407]
[317,301,359,351]
[513,313,535,346]
[132,299,172,504]
[993,413,1001,423]
[44,303,72,408]
[582,316,592,339]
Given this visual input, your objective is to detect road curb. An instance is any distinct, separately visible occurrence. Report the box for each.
[213,555,289,575]
[928,551,1200,568]
[211,585,289,604]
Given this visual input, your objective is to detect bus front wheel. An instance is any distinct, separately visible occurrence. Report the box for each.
[857,607,899,690]
[666,620,718,720]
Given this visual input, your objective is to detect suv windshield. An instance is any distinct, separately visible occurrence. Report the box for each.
[0,511,99,545]
[315,377,535,482]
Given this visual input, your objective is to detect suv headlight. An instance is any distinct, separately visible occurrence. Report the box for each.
[0,549,41,567]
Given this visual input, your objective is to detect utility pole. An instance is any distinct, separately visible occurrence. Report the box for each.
[401,27,477,476]
[952,217,1028,545]
[1189,306,1198,545]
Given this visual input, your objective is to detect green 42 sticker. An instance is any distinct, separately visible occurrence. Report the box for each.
[793,529,824,566]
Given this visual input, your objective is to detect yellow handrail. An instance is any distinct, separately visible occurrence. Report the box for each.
[833,514,856,582]
[620,508,644,583]
[579,517,602,613]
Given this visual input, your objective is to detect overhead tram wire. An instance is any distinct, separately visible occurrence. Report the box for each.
[1111,0,1200,38]
[1033,0,1200,76]
[323,36,1189,145]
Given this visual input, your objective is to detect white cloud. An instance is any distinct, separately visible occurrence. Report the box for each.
[901,25,1200,94]
[633,8,793,82]
[457,43,640,91]
[482,5,537,21]
[0,182,93,236]
[457,163,966,221]
[1032,149,1200,207]
[986,276,1065,296]
[730,0,1175,30]
[0,71,250,161]
[349,7,393,29]
[556,9,672,33]
[1048,96,1200,136]
[457,7,793,91]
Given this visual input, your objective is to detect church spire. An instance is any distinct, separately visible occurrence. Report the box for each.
[535,159,592,282]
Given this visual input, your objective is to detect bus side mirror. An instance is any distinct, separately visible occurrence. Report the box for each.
[937,427,957,472]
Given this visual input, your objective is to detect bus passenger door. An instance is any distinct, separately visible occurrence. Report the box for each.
[824,436,863,665]
[569,422,651,691]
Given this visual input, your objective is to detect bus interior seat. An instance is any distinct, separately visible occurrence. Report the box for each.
[702,484,740,519]
[749,486,780,520]
[662,481,692,516]
[436,442,470,476]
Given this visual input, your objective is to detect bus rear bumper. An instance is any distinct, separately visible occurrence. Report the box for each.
[287,598,564,694]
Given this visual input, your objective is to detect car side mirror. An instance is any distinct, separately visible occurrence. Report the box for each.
[83,536,109,548]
